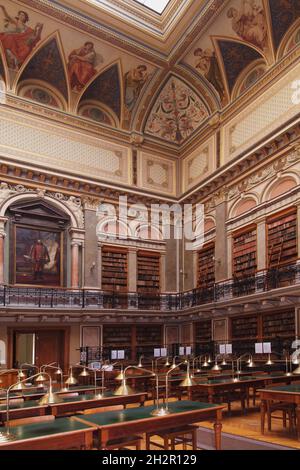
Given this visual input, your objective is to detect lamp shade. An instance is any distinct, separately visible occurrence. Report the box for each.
[115,370,125,381]
[265,354,274,366]
[247,360,256,368]
[79,367,90,377]
[10,381,27,391]
[65,373,78,385]
[35,373,47,383]
[114,379,134,396]
[180,374,197,387]
[293,365,300,375]
[211,363,222,371]
[38,387,63,405]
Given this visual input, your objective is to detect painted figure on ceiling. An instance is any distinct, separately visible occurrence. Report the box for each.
[68,41,97,92]
[124,64,148,123]
[0,5,43,69]
[194,48,225,103]
[227,0,267,50]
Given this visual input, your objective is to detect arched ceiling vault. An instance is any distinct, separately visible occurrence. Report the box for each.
[0,0,299,147]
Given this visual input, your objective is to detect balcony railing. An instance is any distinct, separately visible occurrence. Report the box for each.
[0,262,299,311]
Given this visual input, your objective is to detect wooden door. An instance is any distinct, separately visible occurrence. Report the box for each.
[35,330,65,369]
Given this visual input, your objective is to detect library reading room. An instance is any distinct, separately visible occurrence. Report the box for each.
[0,0,300,454]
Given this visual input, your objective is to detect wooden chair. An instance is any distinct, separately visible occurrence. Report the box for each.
[145,425,198,450]
[267,401,296,433]
[83,405,143,450]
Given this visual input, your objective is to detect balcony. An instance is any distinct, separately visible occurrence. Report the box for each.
[0,262,299,311]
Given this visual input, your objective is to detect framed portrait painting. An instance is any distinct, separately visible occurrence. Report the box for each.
[14,225,63,286]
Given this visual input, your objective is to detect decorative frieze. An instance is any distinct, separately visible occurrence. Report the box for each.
[0,181,84,228]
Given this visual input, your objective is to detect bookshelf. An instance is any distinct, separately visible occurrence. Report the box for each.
[102,325,132,347]
[267,209,297,267]
[136,324,163,357]
[232,226,257,278]
[102,247,128,292]
[137,251,160,294]
[231,315,258,340]
[197,243,215,288]
[194,320,212,343]
[263,310,295,338]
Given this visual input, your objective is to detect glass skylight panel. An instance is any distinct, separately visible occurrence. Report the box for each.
[134,0,171,14]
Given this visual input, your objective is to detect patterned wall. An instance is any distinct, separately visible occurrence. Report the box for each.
[182,136,216,192]
[222,61,300,162]
[137,151,177,196]
[0,108,131,185]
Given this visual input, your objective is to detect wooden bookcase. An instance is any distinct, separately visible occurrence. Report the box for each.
[102,324,163,360]
[197,243,215,288]
[136,324,163,357]
[102,247,128,292]
[137,251,160,294]
[232,226,257,278]
[231,315,258,340]
[194,320,213,355]
[267,209,297,268]
[263,311,295,338]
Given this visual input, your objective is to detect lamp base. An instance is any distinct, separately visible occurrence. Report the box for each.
[151,407,171,416]
[0,431,16,443]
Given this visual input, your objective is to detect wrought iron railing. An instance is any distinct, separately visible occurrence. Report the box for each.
[0,261,299,311]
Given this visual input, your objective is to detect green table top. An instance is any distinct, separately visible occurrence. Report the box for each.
[0,392,119,411]
[0,417,94,443]
[260,384,300,394]
[78,400,221,427]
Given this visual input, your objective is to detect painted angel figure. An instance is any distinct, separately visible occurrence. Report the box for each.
[0,5,43,69]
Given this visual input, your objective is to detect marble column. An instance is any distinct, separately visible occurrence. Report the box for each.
[227,231,233,280]
[0,233,5,285]
[0,217,7,286]
[128,248,137,293]
[160,252,166,293]
[215,201,228,282]
[71,242,80,289]
[84,208,98,288]
[257,218,267,271]
[297,204,300,257]
[97,241,102,290]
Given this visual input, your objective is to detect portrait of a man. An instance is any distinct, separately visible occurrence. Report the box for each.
[15,227,62,286]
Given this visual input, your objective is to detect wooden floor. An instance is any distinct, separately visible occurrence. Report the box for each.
[127,398,300,450]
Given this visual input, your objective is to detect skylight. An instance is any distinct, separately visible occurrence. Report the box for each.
[134,0,171,14]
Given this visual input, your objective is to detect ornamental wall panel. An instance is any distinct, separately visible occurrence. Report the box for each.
[222,61,300,163]
[137,151,177,197]
[181,136,216,193]
[0,108,131,185]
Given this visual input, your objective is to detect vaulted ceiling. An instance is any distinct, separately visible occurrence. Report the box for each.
[0,0,299,148]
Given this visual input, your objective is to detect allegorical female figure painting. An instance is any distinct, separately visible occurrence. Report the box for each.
[0,5,43,69]
[227,0,267,50]
[68,41,97,91]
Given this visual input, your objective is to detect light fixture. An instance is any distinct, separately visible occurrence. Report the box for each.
[211,355,223,371]
[0,372,62,442]
[155,361,195,416]
[202,357,209,367]
[79,367,90,377]
[164,357,170,367]
[265,354,274,366]
[247,358,256,368]
[221,358,227,366]
[114,365,153,396]
[137,356,143,368]
[115,366,125,381]
[65,367,78,385]
[179,362,197,387]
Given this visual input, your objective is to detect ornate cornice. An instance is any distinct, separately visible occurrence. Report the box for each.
[181,121,300,205]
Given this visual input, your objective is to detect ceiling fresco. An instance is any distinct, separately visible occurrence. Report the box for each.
[0,0,299,146]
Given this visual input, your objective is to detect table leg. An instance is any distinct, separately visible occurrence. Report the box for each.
[297,405,300,441]
[260,399,266,435]
[214,421,222,450]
